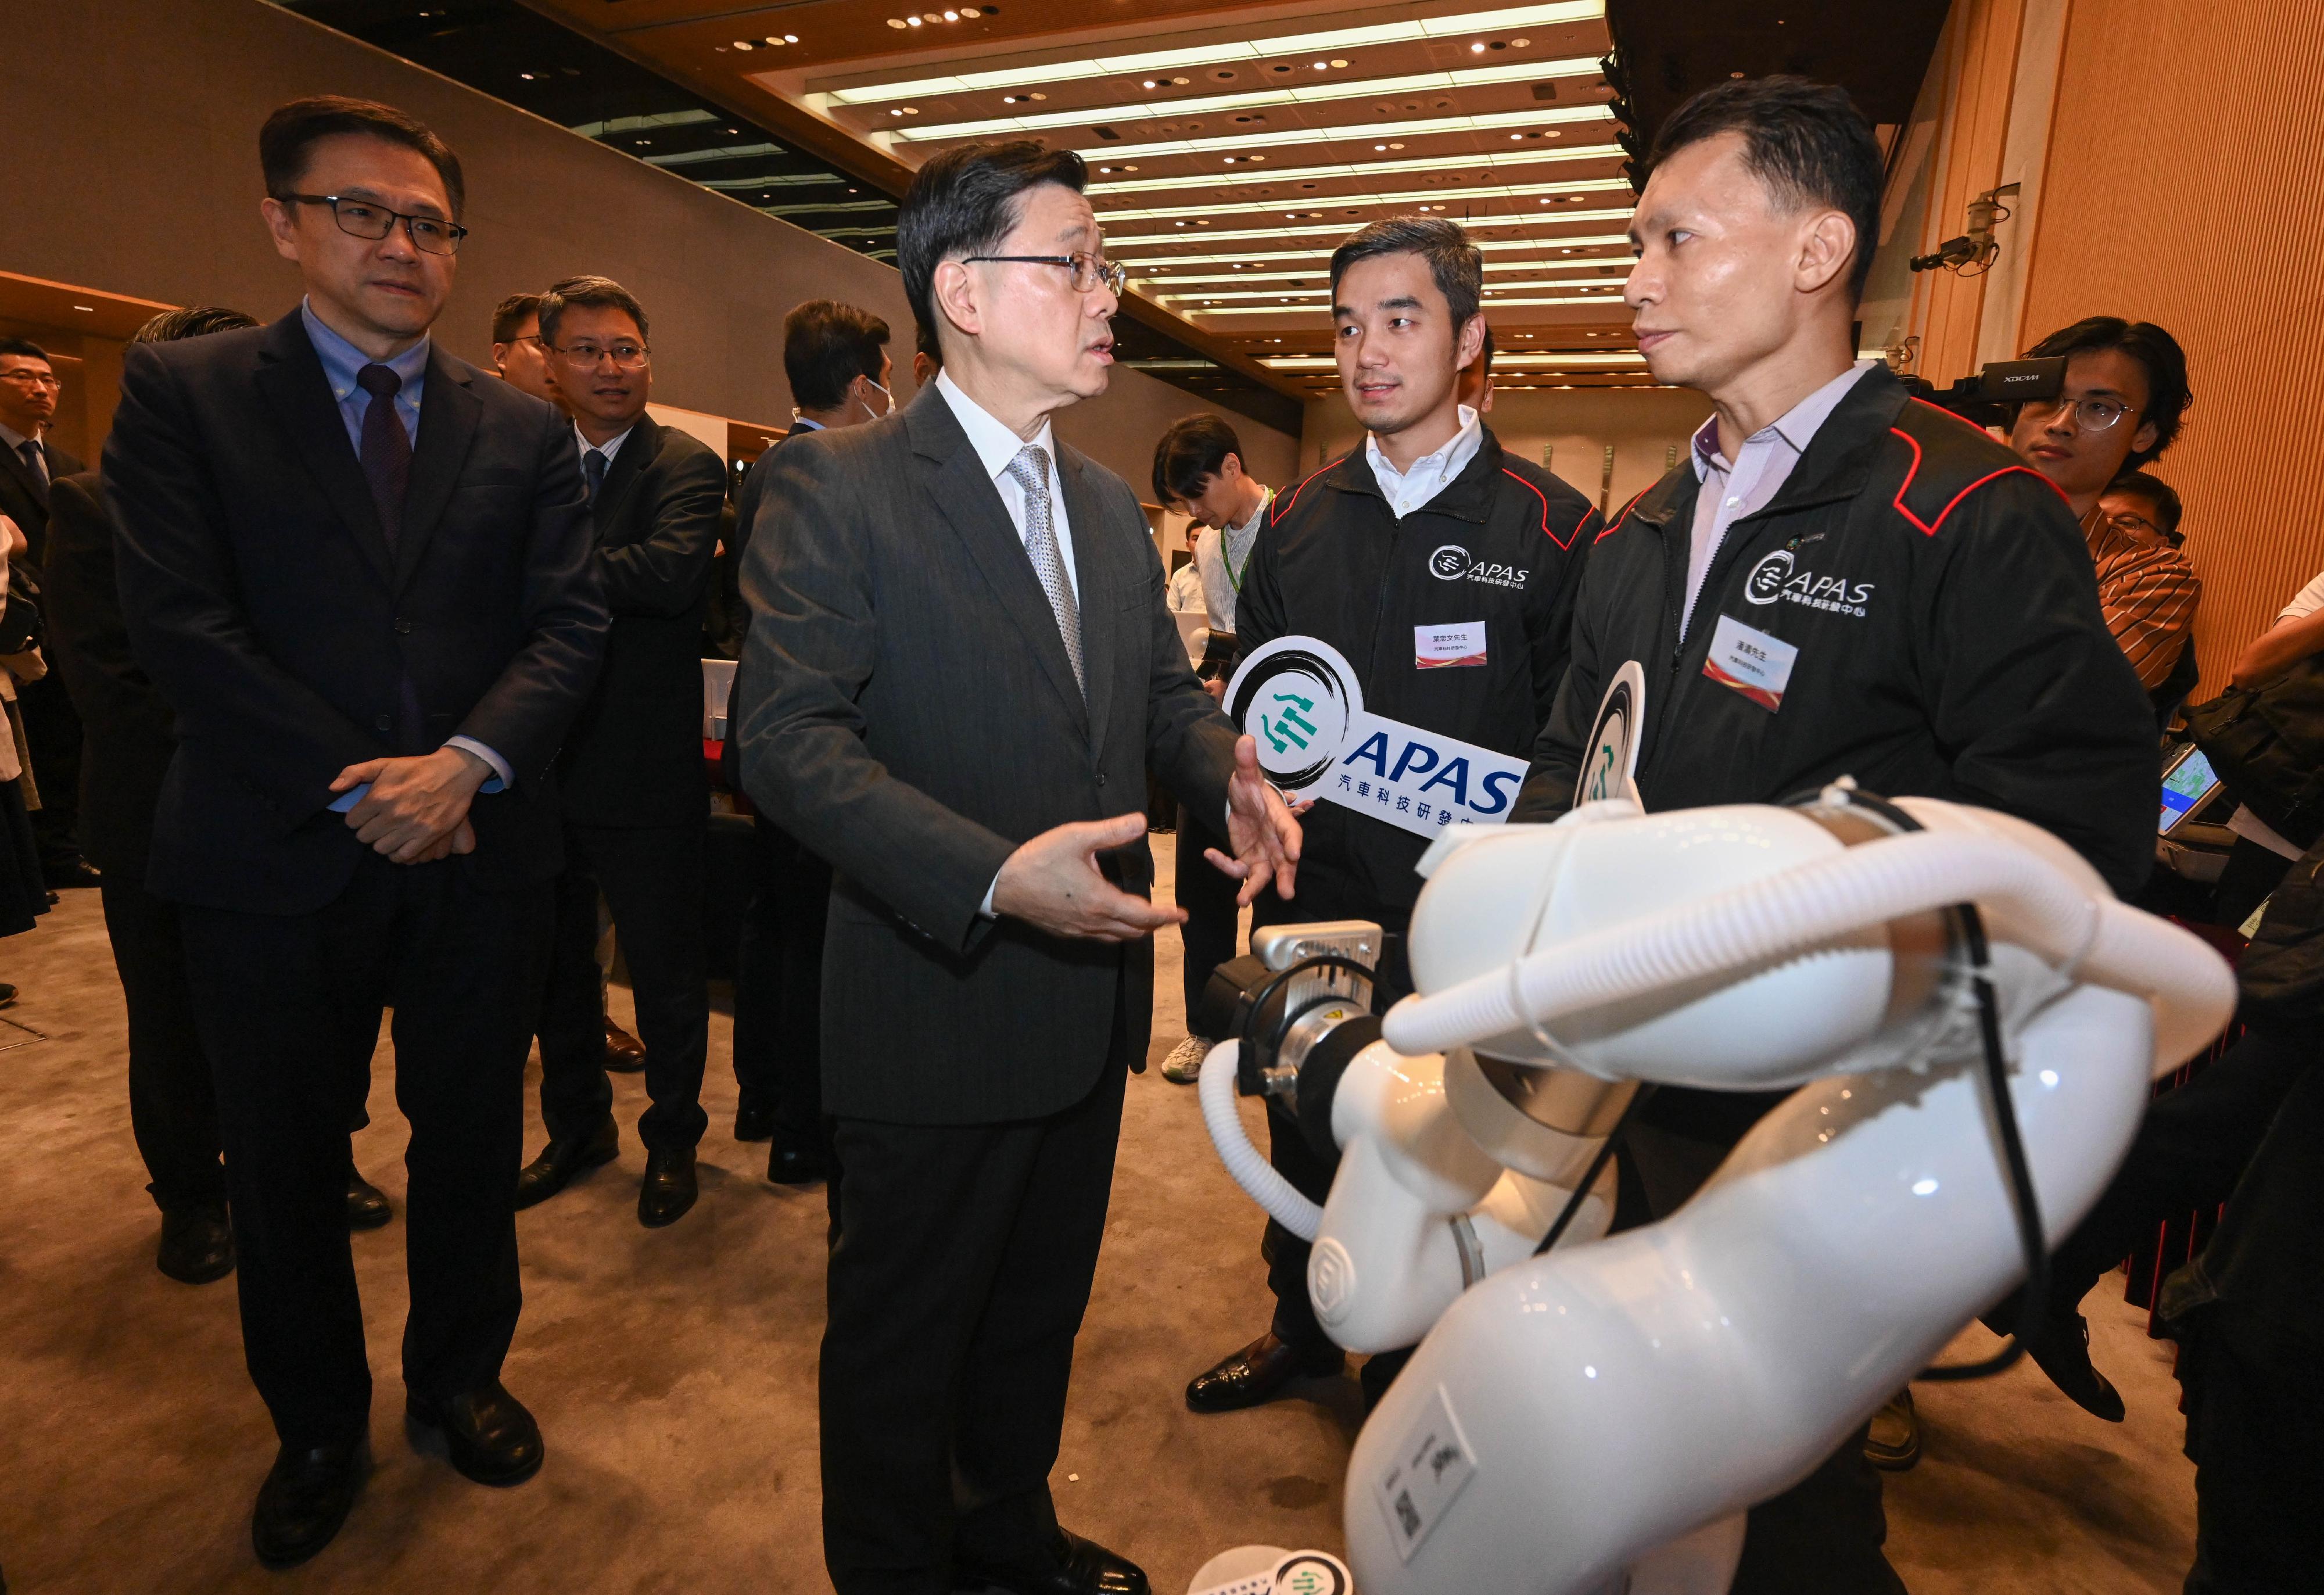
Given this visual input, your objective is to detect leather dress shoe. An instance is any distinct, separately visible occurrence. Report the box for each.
[157,1203,235,1284]
[251,1438,367,1567]
[767,1136,830,1185]
[2023,1310,2125,1422]
[956,1528,1149,1595]
[733,1101,776,1142]
[604,1016,647,1073]
[1863,1387,1921,1471]
[1186,1330,1346,1413]
[405,1379,544,1486]
[346,1167,393,1231]
[638,1144,699,1227]
[514,1118,619,1210]
[42,858,103,890]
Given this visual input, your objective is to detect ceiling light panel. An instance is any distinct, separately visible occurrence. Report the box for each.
[1260,350,1644,368]
[881,57,1602,142]
[1087,142,1622,196]
[819,2,1605,105]
[1105,209,1632,248]
[1102,175,1629,225]
[1154,263,1629,294]
[1068,105,1614,164]
[1113,233,1633,270]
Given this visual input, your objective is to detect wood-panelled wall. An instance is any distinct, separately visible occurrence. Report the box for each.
[2021,0,2324,691]
[1907,0,2034,383]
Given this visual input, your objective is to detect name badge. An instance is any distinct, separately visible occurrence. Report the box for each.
[1415,621,1487,670]
[1703,612,1798,712]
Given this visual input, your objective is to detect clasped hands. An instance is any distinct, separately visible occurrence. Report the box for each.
[328,745,489,865]
[992,734,1303,944]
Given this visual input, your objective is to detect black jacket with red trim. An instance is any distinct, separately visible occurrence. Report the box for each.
[1512,364,2156,897]
[1240,423,1597,912]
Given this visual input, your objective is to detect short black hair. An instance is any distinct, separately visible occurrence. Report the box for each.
[1329,217,1484,332]
[2021,316,2192,468]
[491,292,544,345]
[2106,469,2185,538]
[259,95,466,220]
[784,299,892,411]
[0,336,48,364]
[898,140,1088,354]
[1647,75,1884,304]
[1152,413,1244,505]
[915,317,942,372]
[130,307,260,346]
[538,275,649,349]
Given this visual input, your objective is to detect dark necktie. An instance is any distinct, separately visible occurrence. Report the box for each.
[355,363,411,547]
[16,440,46,506]
[584,447,608,501]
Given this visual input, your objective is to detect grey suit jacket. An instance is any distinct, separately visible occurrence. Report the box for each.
[736,383,1238,1125]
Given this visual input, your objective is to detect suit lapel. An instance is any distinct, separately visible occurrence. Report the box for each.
[0,437,46,511]
[252,315,396,589]
[394,345,481,591]
[591,413,657,539]
[907,393,1090,739]
[1055,446,1116,759]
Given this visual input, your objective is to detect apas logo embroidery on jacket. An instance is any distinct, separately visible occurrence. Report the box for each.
[1428,544,1527,590]
[1743,548,1873,618]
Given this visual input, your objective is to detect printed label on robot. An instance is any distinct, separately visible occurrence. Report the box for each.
[1371,1383,1479,1562]
[1227,635,1529,840]
[1701,613,1799,712]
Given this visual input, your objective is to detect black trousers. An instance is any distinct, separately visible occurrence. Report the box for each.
[1174,813,1242,1027]
[537,821,708,1153]
[18,674,83,870]
[179,852,553,1449]
[2179,1307,2324,1592]
[99,874,225,1212]
[2029,1026,2311,1321]
[731,815,830,1145]
[821,1063,1128,1595]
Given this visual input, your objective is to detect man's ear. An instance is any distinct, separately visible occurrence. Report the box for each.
[932,259,982,342]
[1796,209,1856,295]
[2131,418,2160,459]
[1454,313,1487,370]
[260,196,303,264]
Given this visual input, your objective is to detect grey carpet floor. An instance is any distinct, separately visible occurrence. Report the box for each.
[0,837,2196,1592]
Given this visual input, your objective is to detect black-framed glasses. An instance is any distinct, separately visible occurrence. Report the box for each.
[0,368,62,389]
[554,341,650,370]
[2036,393,2135,432]
[960,250,1127,296]
[282,193,469,256]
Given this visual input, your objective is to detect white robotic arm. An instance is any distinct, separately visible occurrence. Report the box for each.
[1197,785,2235,1595]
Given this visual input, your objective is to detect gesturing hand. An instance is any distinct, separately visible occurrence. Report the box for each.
[1208,733,1302,906]
[330,745,489,865]
[993,812,1188,943]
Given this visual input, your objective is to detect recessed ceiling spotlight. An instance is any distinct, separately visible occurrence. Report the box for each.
[72,304,94,313]
[1512,37,1530,46]
[733,39,755,49]
[887,15,907,24]
[1330,58,1349,67]
[1375,143,1387,150]
[1471,41,1487,53]
[519,71,536,79]
[1312,60,1328,70]
[785,33,799,42]
[906,15,921,24]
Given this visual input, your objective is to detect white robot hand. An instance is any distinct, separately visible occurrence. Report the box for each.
[1198,786,2235,1595]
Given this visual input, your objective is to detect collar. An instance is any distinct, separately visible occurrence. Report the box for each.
[1690,359,1877,479]
[301,298,430,406]
[1366,404,1482,491]
[935,368,1057,481]
[1225,486,1272,545]
[790,415,826,433]
[0,422,35,455]
[575,420,639,464]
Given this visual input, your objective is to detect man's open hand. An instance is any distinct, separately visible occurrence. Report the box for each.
[330,746,490,865]
[993,812,1187,943]
[1208,733,1301,905]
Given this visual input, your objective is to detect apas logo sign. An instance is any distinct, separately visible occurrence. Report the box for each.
[1744,547,1873,617]
[1428,543,1528,590]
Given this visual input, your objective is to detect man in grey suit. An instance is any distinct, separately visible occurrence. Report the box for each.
[737,141,1301,1595]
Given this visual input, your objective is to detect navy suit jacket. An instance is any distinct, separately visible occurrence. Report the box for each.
[106,311,607,914]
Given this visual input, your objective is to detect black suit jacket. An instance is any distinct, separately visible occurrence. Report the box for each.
[0,432,85,568]
[106,312,607,915]
[40,468,173,878]
[737,386,1238,1125]
[557,412,725,827]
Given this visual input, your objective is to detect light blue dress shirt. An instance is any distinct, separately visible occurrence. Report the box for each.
[300,300,511,807]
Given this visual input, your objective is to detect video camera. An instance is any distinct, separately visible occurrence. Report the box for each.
[1899,354,2064,429]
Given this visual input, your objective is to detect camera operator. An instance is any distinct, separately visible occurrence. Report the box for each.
[1183,217,1597,1420]
[2006,318,2199,709]
[1514,77,2153,1592]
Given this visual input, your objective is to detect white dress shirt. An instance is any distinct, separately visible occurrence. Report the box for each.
[936,369,1078,601]
[1680,359,1877,639]
[1366,405,1482,520]
[0,422,48,490]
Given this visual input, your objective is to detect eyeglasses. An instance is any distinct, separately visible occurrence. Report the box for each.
[554,342,650,370]
[282,193,469,256]
[2035,393,2136,432]
[2109,509,2185,549]
[0,369,62,389]
[960,250,1127,296]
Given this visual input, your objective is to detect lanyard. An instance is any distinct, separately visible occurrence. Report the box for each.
[1222,488,1270,593]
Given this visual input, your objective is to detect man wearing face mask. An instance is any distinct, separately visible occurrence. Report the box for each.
[1184,217,1598,1418]
[723,299,894,1184]
[1513,76,2153,1592]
